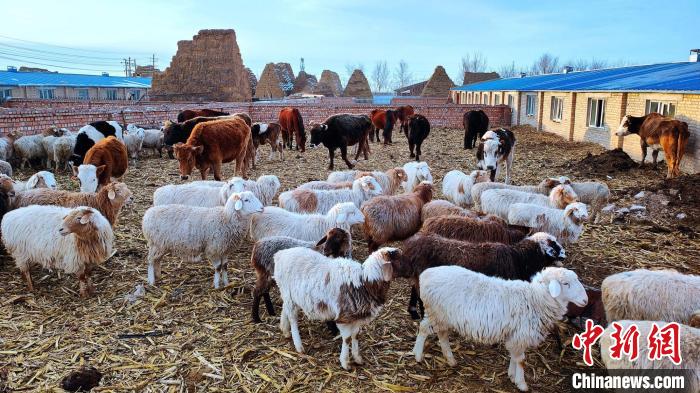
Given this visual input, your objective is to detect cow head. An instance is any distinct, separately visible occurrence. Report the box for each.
[73,164,104,193]
[162,120,182,146]
[173,143,204,180]
[308,123,328,148]
[615,115,632,136]
[478,138,501,173]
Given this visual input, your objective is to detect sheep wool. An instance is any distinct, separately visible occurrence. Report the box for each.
[480,184,578,220]
[279,176,382,214]
[402,161,432,192]
[508,202,589,244]
[441,169,491,207]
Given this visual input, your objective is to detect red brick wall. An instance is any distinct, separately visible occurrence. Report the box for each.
[390,97,449,105]
[0,102,511,135]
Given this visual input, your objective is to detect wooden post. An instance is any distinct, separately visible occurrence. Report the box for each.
[568,92,577,141]
[537,91,545,131]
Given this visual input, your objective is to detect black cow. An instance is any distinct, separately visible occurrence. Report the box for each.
[162,116,223,159]
[407,114,430,161]
[463,110,489,149]
[309,114,372,170]
[70,121,121,165]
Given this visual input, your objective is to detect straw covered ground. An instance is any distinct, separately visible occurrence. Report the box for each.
[1,125,698,392]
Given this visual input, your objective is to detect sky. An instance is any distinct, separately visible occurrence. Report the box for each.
[0,0,697,88]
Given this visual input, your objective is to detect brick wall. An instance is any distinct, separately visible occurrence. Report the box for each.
[391,97,449,105]
[0,102,512,135]
[540,92,574,139]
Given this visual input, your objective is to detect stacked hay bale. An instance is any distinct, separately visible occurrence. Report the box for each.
[421,65,456,97]
[255,63,295,99]
[313,70,343,97]
[245,67,258,97]
[291,71,318,94]
[343,69,372,98]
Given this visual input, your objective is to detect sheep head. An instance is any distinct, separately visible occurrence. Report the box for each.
[549,184,578,209]
[565,202,589,225]
[535,267,588,308]
[528,232,566,264]
[60,207,99,236]
[104,182,132,206]
[315,227,352,258]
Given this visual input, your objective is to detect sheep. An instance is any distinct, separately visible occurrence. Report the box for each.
[397,232,566,319]
[153,181,238,208]
[326,167,407,195]
[602,269,700,325]
[0,160,11,176]
[413,266,587,391]
[508,202,589,244]
[480,184,578,220]
[420,199,505,224]
[0,130,22,161]
[441,169,491,207]
[52,132,77,172]
[273,246,402,370]
[1,205,114,297]
[600,320,699,391]
[420,215,528,244]
[14,128,60,169]
[12,182,132,227]
[142,129,164,157]
[190,175,281,206]
[552,286,605,350]
[251,228,352,323]
[0,175,15,221]
[250,202,365,243]
[402,161,432,192]
[298,180,354,191]
[470,178,563,207]
[123,127,145,164]
[13,171,57,192]
[279,176,382,214]
[142,191,263,288]
[556,176,610,222]
[361,181,433,251]
[41,128,69,169]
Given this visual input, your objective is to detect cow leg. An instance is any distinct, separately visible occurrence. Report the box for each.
[416,142,422,162]
[340,145,354,169]
[327,148,335,170]
[639,142,648,167]
[464,131,469,149]
[409,141,415,159]
[652,149,659,168]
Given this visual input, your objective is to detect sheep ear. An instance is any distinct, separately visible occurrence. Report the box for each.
[234,199,243,211]
[108,189,116,200]
[548,280,562,298]
[27,176,38,188]
[315,236,328,248]
[336,212,347,223]
[381,261,393,281]
[79,213,91,224]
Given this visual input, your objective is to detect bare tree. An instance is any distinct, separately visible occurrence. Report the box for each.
[589,58,609,70]
[498,61,518,78]
[531,53,560,75]
[393,60,413,90]
[457,52,488,83]
[371,61,390,93]
[343,63,365,85]
[570,58,590,71]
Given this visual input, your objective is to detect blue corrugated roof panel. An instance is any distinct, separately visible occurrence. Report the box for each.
[451,62,700,93]
[0,70,151,88]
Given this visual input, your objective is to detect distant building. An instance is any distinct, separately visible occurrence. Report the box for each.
[0,67,151,101]
[394,81,427,96]
[133,65,160,78]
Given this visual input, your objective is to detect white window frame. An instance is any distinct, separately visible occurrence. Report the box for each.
[105,89,118,100]
[39,88,55,99]
[586,98,606,128]
[645,99,676,117]
[526,94,536,116]
[77,89,89,100]
[550,96,564,122]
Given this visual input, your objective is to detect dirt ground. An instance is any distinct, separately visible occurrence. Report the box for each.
[0,125,698,392]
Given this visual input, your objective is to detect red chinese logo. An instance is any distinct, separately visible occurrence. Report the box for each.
[608,322,640,361]
[572,319,604,366]
[647,322,682,365]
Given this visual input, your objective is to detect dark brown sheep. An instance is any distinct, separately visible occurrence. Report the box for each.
[420,215,527,244]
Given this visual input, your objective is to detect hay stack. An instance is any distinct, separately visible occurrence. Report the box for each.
[255,63,295,99]
[313,70,343,97]
[420,65,455,97]
[343,69,372,98]
[245,67,258,97]
[463,71,500,85]
[291,71,318,94]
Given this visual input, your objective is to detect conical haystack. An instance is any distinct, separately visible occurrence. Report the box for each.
[291,71,318,94]
[245,67,258,97]
[313,70,343,96]
[343,69,372,98]
[255,62,295,99]
[151,29,251,102]
[420,65,455,97]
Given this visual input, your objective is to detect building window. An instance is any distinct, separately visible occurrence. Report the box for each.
[105,89,117,100]
[550,97,564,122]
[526,94,536,116]
[494,95,501,105]
[645,100,676,117]
[586,98,606,128]
[129,90,141,100]
[77,89,89,100]
[468,93,472,104]
[0,89,11,99]
[39,88,55,99]
[507,94,514,108]
[483,94,489,105]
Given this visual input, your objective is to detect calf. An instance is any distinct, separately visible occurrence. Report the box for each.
[71,121,123,165]
[73,136,128,192]
[176,109,229,123]
[251,122,284,162]
[163,116,227,158]
[616,113,690,178]
[369,109,397,144]
[476,128,516,184]
[309,113,372,170]
[463,110,489,149]
[407,114,430,161]
[173,117,251,180]
[278,107,306,152]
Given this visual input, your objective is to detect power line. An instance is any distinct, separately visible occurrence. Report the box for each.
[0,54,123,73]
[0,42,124,61]
[0,49,120,67]
[0,34,152,56]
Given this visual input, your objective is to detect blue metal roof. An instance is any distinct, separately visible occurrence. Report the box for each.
[451,62,700,93]
[0,70,151,88]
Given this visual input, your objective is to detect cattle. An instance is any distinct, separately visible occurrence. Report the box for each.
[476,128,516,184]
[251,122,284,162]
[173,117,251,180]
[176,109,229,123]
[369,109,397,144]
[72,136,128,193]
[463,110,489,149]
[395,105,415,137]
[71,121,123,165]
[163,113,251,159]
[278,107,305,152]
[407,114,430,161]
[616,113,690,178]
[309,114,372,170]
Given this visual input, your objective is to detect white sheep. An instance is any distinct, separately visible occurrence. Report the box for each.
[124,128,145,164]
[1,205,114,297]
[413,266,587,391]
[508,202,589,244]
[13,134,46,169]
[142,129,164,157]
[441,169,491,207]
[52,132,77,172]
[602,269,700,325]
[279,176,382,214]
[556,176,610,222]
[13,170,57,192]
[0,130,22,161]
[142,191,263,288]
[0,160,12,176]
[470,178,563,207]
[600,320,699,391]
[273,247,401,370]
[480,184,578,220]
[402,161,432,192]
[190,175,281,206]
[249,202,365,243]
[153,181,238,208]
[326,167,407,195]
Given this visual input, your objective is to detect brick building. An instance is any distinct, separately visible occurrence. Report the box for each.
[450,60,700,173]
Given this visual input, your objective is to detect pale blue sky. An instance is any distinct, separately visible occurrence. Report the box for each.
[1,0,697,86]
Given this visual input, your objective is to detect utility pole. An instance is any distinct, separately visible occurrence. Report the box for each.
[300,57,305,73]
[151,54,157,70]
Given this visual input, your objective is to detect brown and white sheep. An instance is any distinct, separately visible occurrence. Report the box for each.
[327,167,407,195]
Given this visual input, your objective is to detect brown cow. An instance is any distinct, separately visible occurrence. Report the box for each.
[369,109,397,145]
[616,113,690,178]
[278,107,305,152]
[395,105,415,137]
[176,109,229,123]
[173,117,251,180]
[72,136,128,193]
[251,122,284,162]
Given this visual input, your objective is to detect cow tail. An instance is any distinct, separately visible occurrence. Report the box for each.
[295,109,304,133]
[384,110,394,138]
[675,122,689,175]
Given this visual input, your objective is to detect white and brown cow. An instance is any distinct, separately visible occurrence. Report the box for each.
[251,122,284,162]
[476,128,516,184]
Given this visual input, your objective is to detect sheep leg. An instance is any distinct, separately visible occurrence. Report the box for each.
[279,303,291,338]
[436,327,456,366]
[221,259,229,287]
[20,266,34,291]
[252,277,274,322]
[212,259,224,289]
[77,267,93,298]
[408,285,422,320]
[263,293,275,316]
[147,247,164,285]
[284,303,304,353]
[505,152,514,185]
[350,325,363,365]
[507,343,528,391]
[413,317,432,362]
[337,323,353,370]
